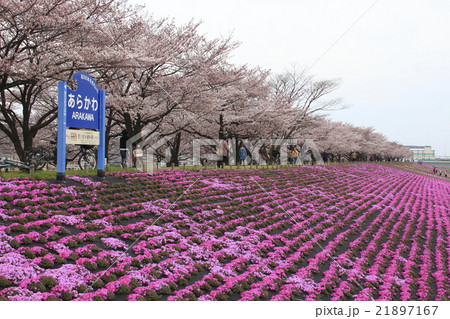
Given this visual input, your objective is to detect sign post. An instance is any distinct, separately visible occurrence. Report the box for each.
[57,72,106,180]
[57,82,67,181]
[98,89,106,177]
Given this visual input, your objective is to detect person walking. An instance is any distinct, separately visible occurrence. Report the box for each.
[322,151,329,163]
[217,137,229,168]
[303,150,312,165]
[119,130,128,168]
[272,148,280,165]
[259,145,268,165]
[133,144,143,170]
[292,147,298,165]
[239,145,247,166]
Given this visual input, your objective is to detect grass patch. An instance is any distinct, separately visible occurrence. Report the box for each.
[0,166,135,180]
[0,170,56,180]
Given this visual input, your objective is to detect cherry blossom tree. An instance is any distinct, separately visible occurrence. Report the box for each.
[269,67,345,140]
[94,15,243,159]
[0,0,135,160]
[301,118,411,162]
[163,64,293,165]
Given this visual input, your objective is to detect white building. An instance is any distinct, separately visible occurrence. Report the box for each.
[406,145,435,161]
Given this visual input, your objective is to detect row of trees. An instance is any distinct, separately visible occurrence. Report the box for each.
[0,0,411,165]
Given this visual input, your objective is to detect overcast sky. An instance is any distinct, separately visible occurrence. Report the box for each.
[130,0,450,156]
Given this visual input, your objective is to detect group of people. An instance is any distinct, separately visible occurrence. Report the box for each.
[287,146,320,165]
[120,130,143,169]
[209,139,281,168]
[432,166,449,177]
[228,142,321,168]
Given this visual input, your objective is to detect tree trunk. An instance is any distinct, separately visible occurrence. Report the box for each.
[11,135,25,161]
[219,114,225,139]
[170,132,182,166]
[234,135,239,165]
[104,108,116,160]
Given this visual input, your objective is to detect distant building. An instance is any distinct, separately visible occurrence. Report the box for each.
[406,145,435,161]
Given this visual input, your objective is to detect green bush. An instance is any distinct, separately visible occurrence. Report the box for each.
[96,259,108,268]
[27,282,47,293]
[9,239,19,249]
[23,249,36,259]
[83,261,98,271]
[144,291,160,301]
[39,276,58,289]
[54,256,66,265]
[60,291,73,301]
[0,276,12,288]
[39,259,53,268]
[76,285,89,293]
[21,237,32,245]
[131,259,141,267]
[11,225,27,233]
[101,274,117,283]
[67,253,78,261]
[159,286,172,295]
[130,278,140,289]
[91,280,104,289]
[216,293,228,301]
[117,284,131,294]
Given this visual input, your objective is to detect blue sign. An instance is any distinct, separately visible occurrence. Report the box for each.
[66,73,100,130]
[57,72,106,180]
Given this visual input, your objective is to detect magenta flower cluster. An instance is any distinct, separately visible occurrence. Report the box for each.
[0,164,448,301]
